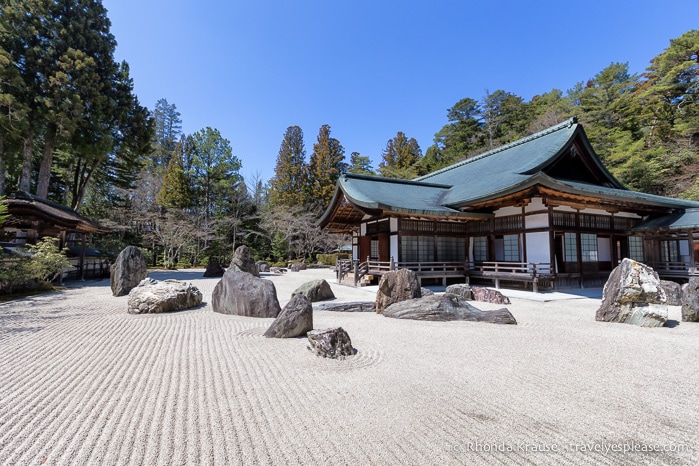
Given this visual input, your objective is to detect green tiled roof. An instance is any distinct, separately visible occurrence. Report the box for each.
[322,117,699,226]
[417,118,613,207]
[633,209,699,231]
[337,174,478,218]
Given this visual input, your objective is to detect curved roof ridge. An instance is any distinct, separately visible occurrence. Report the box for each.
[416,117,578,181]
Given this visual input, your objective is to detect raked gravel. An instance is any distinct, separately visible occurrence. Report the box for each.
[0,268,697,465]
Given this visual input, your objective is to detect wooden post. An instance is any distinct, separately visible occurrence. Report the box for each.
[80,233,86,281]
[389,256,395,271]
[532,263,538,293]
[354,260,359,286]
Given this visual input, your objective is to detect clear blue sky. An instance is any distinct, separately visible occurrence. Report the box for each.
[102,0,697,184]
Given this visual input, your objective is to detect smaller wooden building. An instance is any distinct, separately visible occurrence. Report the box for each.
[2,191,111,280]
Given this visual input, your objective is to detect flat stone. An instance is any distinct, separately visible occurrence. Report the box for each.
[313,301,375,313]
[383,293,517,324]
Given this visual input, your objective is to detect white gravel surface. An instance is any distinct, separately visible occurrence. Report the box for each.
[0,268,697,465]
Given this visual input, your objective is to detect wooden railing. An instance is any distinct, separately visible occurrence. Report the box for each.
[469,261,554,292]
[647,261,698,277]
[337,257,467,286]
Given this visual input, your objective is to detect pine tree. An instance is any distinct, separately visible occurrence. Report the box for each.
[269,126,308,207]
[347,152,374,175]
[307,124,346,208]
[378,132,422,179]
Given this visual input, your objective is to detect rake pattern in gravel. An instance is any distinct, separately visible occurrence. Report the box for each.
[1,271,697,465]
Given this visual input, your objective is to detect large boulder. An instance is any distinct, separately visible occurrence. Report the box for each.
[110,246,148,297]
[383,293,517,324]
[212,269,281,317]
[203,259,225,278]
[292,279,335,302]
[596,258,668,327]
[445,283,473,300]
[471,286,511,305]
[307,327,354,359]
[264,294,313,338]
[127,278,203,314]
[681,277,699,322]
[660,280,683,306]
[229,245,259,277]
[375,268,421,314]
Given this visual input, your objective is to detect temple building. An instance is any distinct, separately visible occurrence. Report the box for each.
[319,118,699,290]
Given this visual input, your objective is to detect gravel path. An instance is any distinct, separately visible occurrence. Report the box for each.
[0,268,697,465]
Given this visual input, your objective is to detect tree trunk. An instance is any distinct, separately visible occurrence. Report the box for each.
[18,135,34,192]
[36,123,56,199]
[0,139,5,196]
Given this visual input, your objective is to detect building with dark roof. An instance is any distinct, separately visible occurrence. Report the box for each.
[319,118,699,289]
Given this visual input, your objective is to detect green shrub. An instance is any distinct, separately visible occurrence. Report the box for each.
[0,237,71,294]
[316,253,350,266]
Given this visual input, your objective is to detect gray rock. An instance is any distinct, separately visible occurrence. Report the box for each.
[292,279,335,302]
[212,269,281,317]
[229,245,259,277]
[110,246,148,297]
[660,280,683,306]
[445,283,473,300]
[203,259,225,278]
[375,268,421,314]
[307,327,354,359]
[127,278,203,314]
[313,301,375,312]
[383,293,517,324]
[681,277,699,322]
[471,286,511,305]
[290,261,307,272]
[270,267,287,275]
[420,287,434,297]
[264,294,313,338]
[596,258,668,327]
[256,261,270,273]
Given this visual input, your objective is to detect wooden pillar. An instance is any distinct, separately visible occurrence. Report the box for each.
[80,233,86,281]
[521,205,527,263]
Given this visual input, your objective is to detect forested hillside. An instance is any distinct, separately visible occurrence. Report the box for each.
[1,1,696,265]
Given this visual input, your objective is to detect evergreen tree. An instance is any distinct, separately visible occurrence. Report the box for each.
[431,97,483,167]
[378,131,422,179]
[347,152,375,175]
[152,98,182,167]
[269,126,308,207]
[189,127,241,224]
[157,141,191,209]
[307,124,346,208]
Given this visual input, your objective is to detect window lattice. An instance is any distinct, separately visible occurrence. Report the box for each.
[580,233,598,262]
[473,237,488,261]
[503,235,520,262]
[628,236,644,261]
